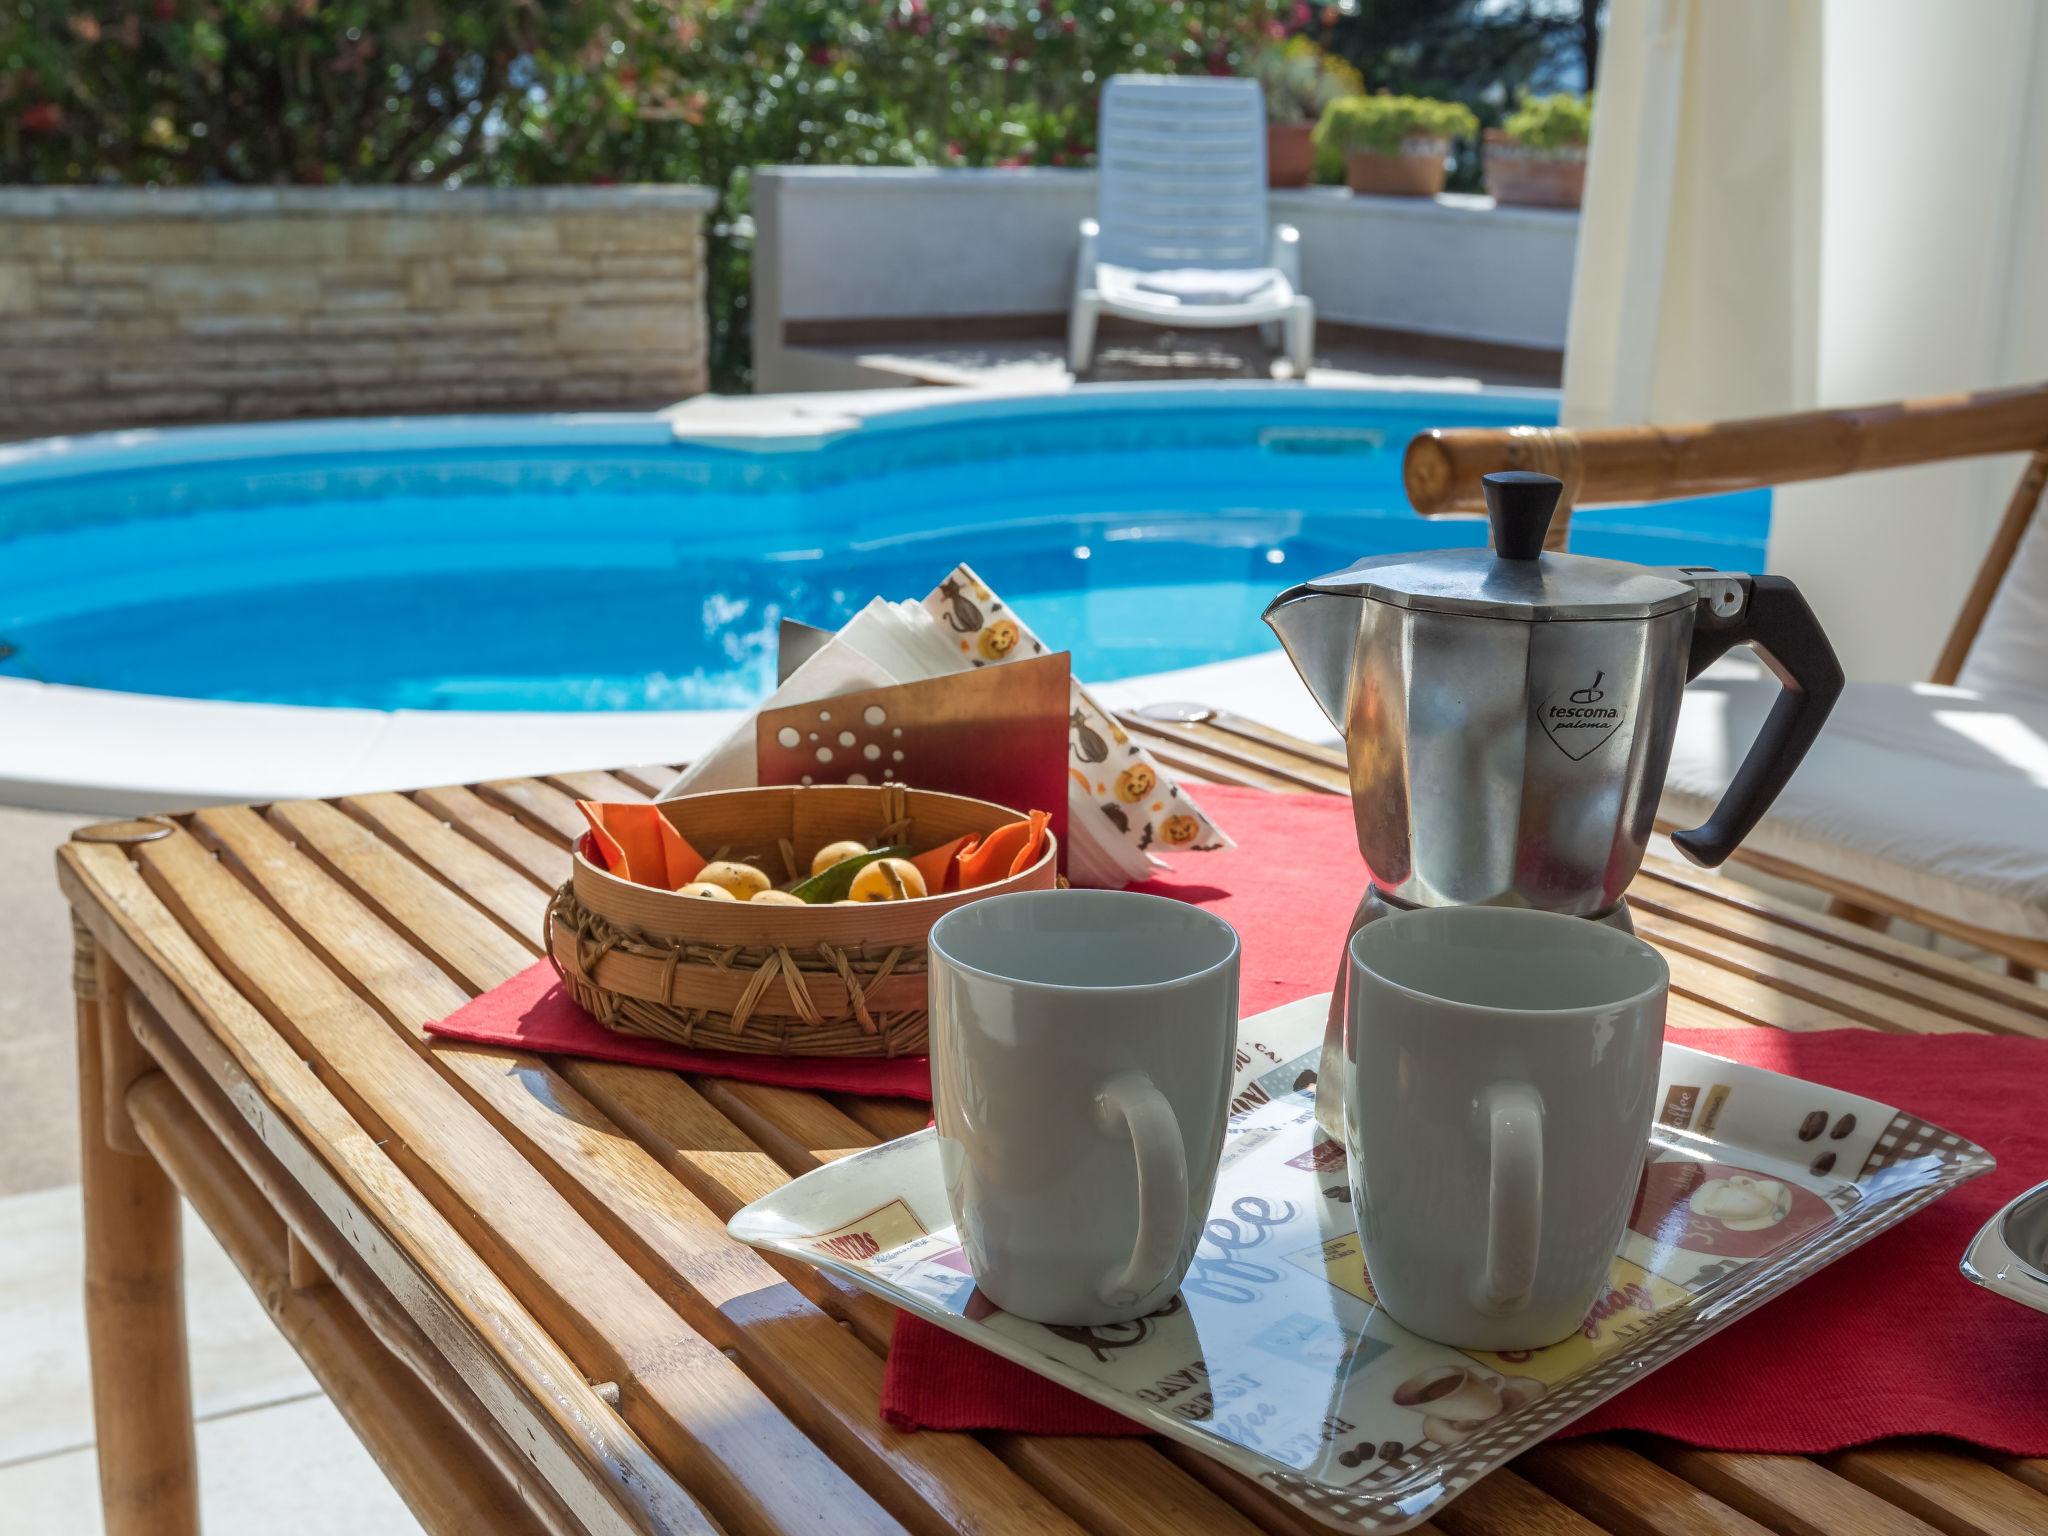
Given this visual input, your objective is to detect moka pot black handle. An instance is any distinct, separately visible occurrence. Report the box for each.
[1669,575,1845,867]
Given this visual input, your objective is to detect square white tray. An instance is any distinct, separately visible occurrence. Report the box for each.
[730,996,1992,1533]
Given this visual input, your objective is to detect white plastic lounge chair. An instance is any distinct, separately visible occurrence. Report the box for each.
[1071,74,1314,378]
[1403,383,2048,978]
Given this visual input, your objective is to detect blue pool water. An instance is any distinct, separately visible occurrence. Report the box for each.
[0,388,1769,712]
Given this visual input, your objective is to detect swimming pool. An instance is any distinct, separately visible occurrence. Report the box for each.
[0,384,1767,715]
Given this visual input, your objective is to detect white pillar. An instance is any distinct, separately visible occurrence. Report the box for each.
[1563,0,2048,681]
[1771,0,2048,681]
[1562,0,1822,429]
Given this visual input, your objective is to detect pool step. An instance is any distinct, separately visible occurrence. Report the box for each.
[1258,426,1388,456]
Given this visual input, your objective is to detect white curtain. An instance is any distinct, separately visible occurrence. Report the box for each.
[1563,0,2048,682]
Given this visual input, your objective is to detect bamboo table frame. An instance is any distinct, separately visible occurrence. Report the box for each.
[58,712,2048,1536]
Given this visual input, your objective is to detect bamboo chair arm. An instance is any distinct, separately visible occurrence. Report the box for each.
[1404,381,2048,515]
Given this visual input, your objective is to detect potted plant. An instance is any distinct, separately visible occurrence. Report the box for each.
[1248,37,1362,188]
[1484,92,1593,208]
[1311,94,1478,198]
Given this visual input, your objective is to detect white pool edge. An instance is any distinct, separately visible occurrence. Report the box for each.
[0,653,1336,815]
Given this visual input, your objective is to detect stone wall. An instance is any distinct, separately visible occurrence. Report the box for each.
[0,186,715,440]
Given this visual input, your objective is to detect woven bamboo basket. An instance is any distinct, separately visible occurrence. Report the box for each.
[546,782,1058,1058]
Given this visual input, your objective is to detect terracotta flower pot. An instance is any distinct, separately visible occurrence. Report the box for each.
[1343,137,1449,198]
[1267,121,1315,188]
[1482,129,1587,208]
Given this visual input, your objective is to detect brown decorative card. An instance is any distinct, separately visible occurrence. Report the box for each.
[754,652,1072,863]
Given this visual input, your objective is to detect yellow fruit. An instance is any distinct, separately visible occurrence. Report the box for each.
[811,839,870,876]
[847,857,927,902]
[675,881,738,901]
[750,889,806,906]
[696,860,771,900]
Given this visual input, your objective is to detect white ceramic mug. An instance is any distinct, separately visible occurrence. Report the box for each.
[1346,906,1668,1351]
[928,890,1239,1326]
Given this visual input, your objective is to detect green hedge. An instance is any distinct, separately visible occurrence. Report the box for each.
[6,2,1284,385]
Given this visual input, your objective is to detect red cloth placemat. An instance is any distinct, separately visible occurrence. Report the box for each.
[426,783,1362,1098]
[426,956,933,1098]
[425,781,2048,1455]
[883,1025,2048,1451]
[875,788,2048,1454]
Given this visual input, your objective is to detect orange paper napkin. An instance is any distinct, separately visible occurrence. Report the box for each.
[575,800,1051,896]
[575,801,705,888]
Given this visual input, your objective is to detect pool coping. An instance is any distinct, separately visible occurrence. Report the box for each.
[1,379,1540,812]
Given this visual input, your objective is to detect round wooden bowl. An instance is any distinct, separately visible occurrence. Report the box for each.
[546,782,1057,1058]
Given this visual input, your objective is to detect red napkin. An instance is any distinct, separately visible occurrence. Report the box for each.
[428,786,1331,1099]
[444,801,1060,1096]
[878,786,2048,1455]
[426,957,932,1098]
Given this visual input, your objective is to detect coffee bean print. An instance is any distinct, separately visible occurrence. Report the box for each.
[1830,1113,1856,1140]
[1811,1150,1837,1175]
[1380,1441,1405,1461]
[1797,1110,1828,1141]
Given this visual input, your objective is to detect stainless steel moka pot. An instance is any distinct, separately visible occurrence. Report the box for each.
[1265,471,1844,1130]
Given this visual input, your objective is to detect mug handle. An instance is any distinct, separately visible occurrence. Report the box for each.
[1095,1071,1189,1309]
[1481,1083,1543,1315]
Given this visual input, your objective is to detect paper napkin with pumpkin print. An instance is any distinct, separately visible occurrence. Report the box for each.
[921,562,1231,886]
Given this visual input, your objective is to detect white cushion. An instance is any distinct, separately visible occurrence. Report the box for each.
[1096,262,1292,313]
[1662,673,2048,942]
[1957,493,2048,706]
[1127,267,1284,304]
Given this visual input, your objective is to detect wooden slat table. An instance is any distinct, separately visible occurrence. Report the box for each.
[56,715,2048,1536]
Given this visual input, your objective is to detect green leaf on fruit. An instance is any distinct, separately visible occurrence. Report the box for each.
[789,845,913,904]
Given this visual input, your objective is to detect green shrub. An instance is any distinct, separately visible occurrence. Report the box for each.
[1500,91,1593,151]
[0,2,628,185]
[1246,36,1362,124]
[1313,93,1477,158]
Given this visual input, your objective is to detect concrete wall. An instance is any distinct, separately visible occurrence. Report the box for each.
[0,186,714,440]
[752,166,1576,390]
[1282,188,1577,352]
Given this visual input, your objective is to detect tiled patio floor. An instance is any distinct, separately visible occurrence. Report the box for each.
[0,1185,424,1535]
[782,327,1564,394]
[0,804,424,1533]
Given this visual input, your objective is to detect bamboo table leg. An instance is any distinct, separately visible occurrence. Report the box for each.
[74,916,201,1536]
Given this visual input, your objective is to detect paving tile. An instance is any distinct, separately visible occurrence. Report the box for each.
[0,804,89,1198]
[0,1392,424,1536]
[0,1185,316,1466]
[0,1025,80,1198]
